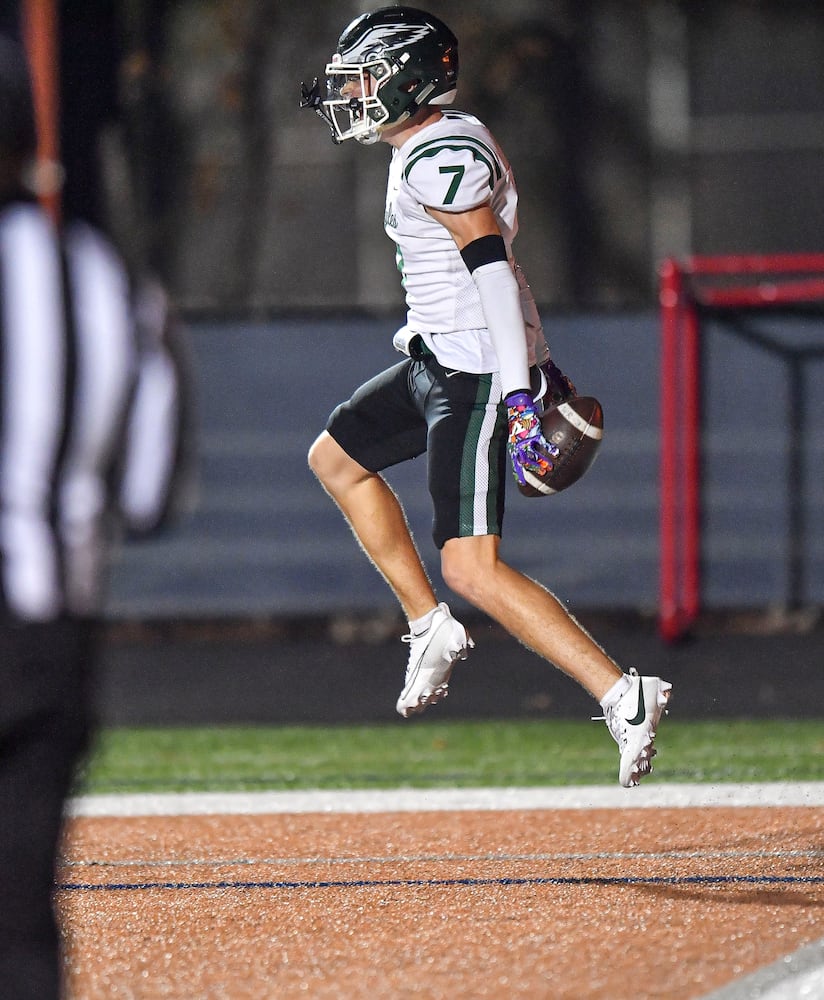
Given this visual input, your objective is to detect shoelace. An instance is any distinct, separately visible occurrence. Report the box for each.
[400,629,429,680]
[401,630,428,646]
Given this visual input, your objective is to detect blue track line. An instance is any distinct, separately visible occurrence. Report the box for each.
[57,874,824,893]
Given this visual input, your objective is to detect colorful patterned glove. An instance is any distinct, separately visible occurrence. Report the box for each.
[505,391,559,487]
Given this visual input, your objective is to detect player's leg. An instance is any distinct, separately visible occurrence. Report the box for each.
[308,361,473,716]
[308,430,438,621]
[441,533,621,699]
[440,535,671,785]
[441,535,670,785]
[421,360,604,688]
[309,360,440,620]
[425,364,671,785]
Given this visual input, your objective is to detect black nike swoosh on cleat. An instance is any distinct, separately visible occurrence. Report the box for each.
[626,682,645,725]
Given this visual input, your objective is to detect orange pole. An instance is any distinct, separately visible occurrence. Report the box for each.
[22,0,61,223]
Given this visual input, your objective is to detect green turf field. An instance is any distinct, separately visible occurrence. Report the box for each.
[76,719,824,795]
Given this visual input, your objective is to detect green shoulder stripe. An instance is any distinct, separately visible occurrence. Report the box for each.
[410,132,499,164]
[404,136,503,189]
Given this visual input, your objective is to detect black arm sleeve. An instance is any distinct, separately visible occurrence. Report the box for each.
[460,234,507,273]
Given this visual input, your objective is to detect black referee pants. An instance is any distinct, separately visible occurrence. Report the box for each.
[0,617,98,1000]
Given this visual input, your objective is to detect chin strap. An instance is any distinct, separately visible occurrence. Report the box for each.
[299,78,341,144]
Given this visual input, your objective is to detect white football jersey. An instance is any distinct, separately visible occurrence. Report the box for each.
[385,110,548,377]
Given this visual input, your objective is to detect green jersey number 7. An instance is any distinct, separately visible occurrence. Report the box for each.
[438,164,465,205]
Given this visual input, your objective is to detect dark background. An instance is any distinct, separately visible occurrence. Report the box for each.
[44,1,824,312]
[16,1,824,722]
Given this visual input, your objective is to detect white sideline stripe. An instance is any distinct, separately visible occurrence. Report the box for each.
[67,782,824,818]
[701,937,824,1000]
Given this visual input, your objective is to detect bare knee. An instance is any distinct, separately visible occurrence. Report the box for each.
[441,558,475,603]
[308,431,369,494]
[440,536,499,605]
[307,431,332,481]
[309,431,345,482]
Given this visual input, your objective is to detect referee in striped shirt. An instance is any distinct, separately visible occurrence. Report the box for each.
[0,36,188,999]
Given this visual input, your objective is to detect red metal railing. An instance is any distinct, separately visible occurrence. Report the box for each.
[658,253,824,641]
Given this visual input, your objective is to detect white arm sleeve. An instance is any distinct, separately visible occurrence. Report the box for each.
[472,259,531,397]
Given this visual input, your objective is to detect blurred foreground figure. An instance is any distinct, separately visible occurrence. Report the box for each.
[0,35,189,999]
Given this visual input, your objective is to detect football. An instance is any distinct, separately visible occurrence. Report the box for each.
[517,396,604,498]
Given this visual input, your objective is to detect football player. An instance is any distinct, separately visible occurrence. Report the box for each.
[303,6,671,786]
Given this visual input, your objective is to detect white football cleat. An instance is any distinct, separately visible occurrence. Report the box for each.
[396,602,473,718]
[601,669,672,787]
